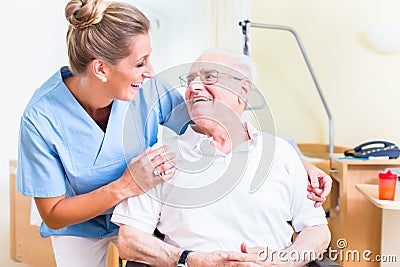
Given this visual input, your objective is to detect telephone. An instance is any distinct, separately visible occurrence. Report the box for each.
[344,141,400,159]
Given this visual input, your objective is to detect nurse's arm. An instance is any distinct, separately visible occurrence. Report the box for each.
[34,147,175,230]
[118,224,231,266]
[34,185,125,230]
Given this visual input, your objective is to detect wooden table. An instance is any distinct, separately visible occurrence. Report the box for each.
[328,157,400,266]
[356,184,400,266]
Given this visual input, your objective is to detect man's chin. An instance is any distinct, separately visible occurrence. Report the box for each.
[190,108,208,118]
[190,113,215,124]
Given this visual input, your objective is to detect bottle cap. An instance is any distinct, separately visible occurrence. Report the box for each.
[379,170,398,180]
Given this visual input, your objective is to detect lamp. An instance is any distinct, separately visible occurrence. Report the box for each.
[365,23,400,53]
[239,20,334,156]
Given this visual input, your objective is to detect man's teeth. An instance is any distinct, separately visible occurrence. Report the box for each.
[193,97,212,103]
[131,83,141,87]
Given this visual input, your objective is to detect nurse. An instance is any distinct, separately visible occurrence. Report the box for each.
[16,0,330,266]
[17,1,187,266]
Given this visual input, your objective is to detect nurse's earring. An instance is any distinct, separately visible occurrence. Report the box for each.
[101,76,108,83]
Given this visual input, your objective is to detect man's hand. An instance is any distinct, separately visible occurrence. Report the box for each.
[301,159,332,207]
[187,251,241,267]
[220,243,289,266]
[188,248,269,267]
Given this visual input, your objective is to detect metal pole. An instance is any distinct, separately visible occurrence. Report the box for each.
[239,20,334,156]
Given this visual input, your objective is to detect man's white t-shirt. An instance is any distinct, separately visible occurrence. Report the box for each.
[112,123,327,252]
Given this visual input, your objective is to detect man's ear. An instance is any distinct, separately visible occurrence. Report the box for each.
[238,79,251,104]
[91,59,108,82]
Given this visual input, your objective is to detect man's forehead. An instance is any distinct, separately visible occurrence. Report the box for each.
[190,60,237,74]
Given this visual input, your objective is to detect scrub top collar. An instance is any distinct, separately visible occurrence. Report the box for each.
[59,66,120,135]
[57,66,129,166]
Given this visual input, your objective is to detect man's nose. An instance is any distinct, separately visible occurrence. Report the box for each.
[189,80,205,91]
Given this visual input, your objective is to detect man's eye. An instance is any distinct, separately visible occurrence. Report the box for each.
[186,74,196,83]
[205,74,216,80]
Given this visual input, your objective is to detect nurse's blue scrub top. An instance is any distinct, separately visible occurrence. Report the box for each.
[17,66,190,238]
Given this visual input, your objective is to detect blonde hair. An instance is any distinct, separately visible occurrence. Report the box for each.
[65,0,150,74]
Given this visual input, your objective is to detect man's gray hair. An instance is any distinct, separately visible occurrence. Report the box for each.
[200,48,258,83]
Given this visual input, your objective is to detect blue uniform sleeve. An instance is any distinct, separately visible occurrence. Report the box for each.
[152,77,191,135]
[17,116,67,197]
[134,77,191,147]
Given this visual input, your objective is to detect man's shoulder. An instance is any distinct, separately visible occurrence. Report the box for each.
[258,132,297,155]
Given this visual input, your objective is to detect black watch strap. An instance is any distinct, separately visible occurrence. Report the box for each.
[176,250,193,267]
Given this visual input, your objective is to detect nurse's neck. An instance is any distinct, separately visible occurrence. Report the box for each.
[64,75,112,132]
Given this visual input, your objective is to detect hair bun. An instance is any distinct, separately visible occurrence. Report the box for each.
[65,0,108,29]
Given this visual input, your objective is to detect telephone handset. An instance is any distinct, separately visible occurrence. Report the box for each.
[344,141,400,159]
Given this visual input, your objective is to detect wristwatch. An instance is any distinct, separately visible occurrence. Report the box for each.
[176,250,193,267]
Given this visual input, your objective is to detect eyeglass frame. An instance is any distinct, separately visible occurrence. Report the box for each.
[179,69,244,88]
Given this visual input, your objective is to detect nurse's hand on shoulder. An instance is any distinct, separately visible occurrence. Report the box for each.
[118,146,176,198]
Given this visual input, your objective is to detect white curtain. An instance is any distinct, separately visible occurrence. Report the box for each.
[128,0,251,68]
[198,0,251,53]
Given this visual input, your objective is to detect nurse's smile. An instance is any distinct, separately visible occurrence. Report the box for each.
[130,82,141,92]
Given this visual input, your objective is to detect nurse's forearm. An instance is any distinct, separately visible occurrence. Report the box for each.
[34,180,130,230]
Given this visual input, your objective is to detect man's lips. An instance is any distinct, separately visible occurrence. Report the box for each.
[192,96,212,103]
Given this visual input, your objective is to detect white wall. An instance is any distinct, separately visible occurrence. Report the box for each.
[131,0,204,72]
[0,0,207,266]
[0,1,67,265]
[250,0,400,147]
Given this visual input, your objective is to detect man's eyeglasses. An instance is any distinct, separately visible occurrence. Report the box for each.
[179,70,243,87]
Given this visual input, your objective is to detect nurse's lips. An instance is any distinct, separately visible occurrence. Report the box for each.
[131,83,141,90]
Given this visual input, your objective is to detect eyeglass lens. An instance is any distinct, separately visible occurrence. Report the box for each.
[185,70,218,85]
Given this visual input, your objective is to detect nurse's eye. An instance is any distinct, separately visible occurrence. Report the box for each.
[135,61,145,68]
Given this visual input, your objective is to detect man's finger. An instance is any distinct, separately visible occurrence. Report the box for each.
[223,251,249,262]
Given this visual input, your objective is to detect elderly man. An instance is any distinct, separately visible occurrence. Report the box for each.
[112,49,330,266]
